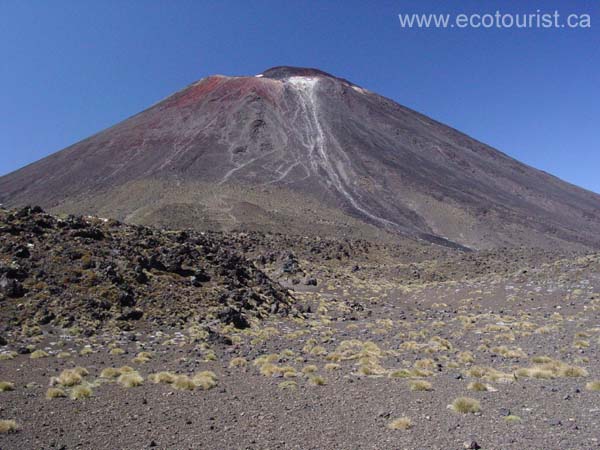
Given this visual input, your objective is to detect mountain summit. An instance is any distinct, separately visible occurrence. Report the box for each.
[1,66,599,249]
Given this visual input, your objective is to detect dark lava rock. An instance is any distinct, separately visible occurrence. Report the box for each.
[304,277,317,286]
[0,335,7,346]
[464,441,481,450]
[118,308,144,321]
[0,274,25,298]
[499,408,511,417]
[217,307,250,329]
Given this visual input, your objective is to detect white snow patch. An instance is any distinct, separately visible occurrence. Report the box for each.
[351,85,369,94]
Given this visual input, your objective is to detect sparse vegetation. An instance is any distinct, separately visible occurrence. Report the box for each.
[149,371,177,384]
[504,415,521,423]
[193,371,217,390]
[585,380,600,391]
[229,357,247,368]
[46,387,66,399]
[409,380,433,391]
[30,349,49,359]
[118,371,144,388]
[100,367,121,378]
[451,397,481,414]
[0,381,15,392]
[467,381,489,392]
[0,419,19,434]
[388,417,412,430]
[70,384,93,400]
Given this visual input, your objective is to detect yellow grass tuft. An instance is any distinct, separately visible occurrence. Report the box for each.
[302,365,318,375]
[0,420,19,433]
[118,372,143,388]
[57,369,83,387]
[409,380,433,391]
[193,371,217,390]
[30,349,49,359]
[46,387,66,399]
[100,368,121,379]
[132,351,152,364]
[0,352,17,360]
[467,381,489,392]
[148,371,177,384]
[388,417,412,430]
[70,384,93,400]
[451,397,481,414]
[278,380,298,390]
[173,375,196,391]
[0,381,15,392]
[229,357,247,368]
[585,380,600,391]
[308,375,326,386]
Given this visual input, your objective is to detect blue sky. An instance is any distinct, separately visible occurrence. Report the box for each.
[1,0,598,193]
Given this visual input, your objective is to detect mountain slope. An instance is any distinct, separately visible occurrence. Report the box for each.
[1,66,599,249]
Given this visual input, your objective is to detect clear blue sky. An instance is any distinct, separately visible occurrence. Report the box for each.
[1,0,598,193]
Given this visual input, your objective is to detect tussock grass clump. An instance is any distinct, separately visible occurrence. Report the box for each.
[573,340,590,349]
[308,375,326,386]
[173,375,196,391]
[229,357,247,368]
[203,350,218,361]
[30,349,49,359]
[0,420,19,434]
[559,365,588,378]
[281,366,298,378]
[149,371,177,384]
[388,369,412,378]
[414,358,435,369]
[259,363,281,377]
[531,356,553,364]
[79,347,94,356]
[0,381,15,392]
[193,371,217,390]
[464,366,513,383]
[457,351,475,364]
[132,351,152,364]
[516,360,588,379]
[56,351,72,359]
[56,369,83,387]
[451,397,481,414]
[70,384,93,400]
[0,352,17,360]
[100,368,121,379]
[109,347,125,355]
[467,381,489,392]
[278,380,298,390]
[309,346,327,356]
[253,354,279,367]
[118,372,144,388]
[302,365,318,375]
[585,380,600,391]
[409,380,432,391]
[118,365,135,373]
[387,417,412,430]
[46,387,66,399]
[504,415,521,423]
[73,367,89,377]
[325,363,341,371]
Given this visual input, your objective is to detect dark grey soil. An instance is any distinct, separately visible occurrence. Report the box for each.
[2,217,600,449]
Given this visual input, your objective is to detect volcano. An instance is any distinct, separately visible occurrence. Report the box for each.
[1,66,599,249]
